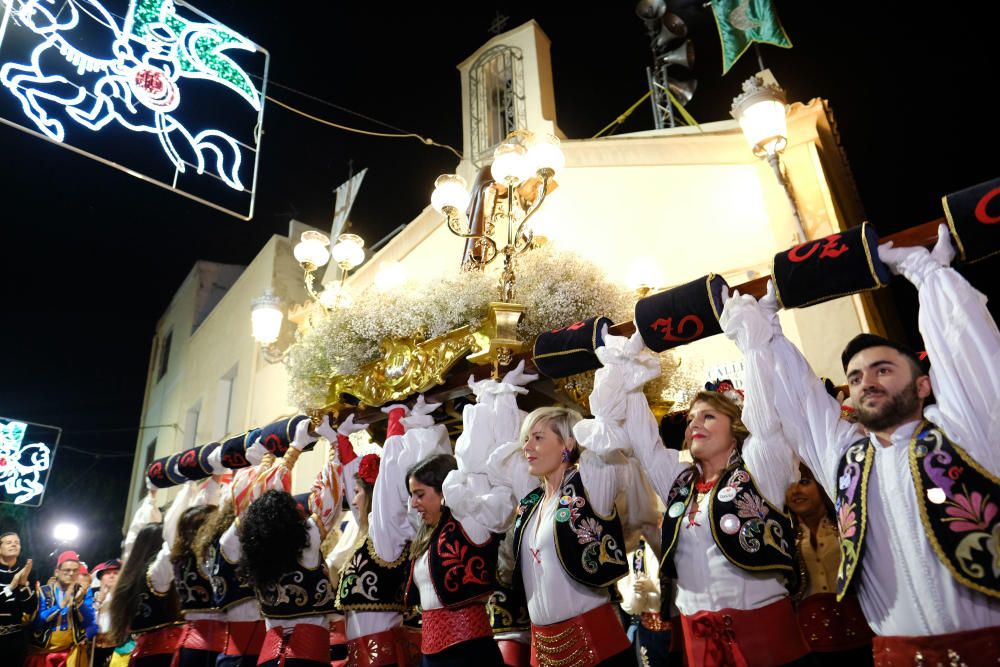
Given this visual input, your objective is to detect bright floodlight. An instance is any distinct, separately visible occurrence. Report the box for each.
[53,522,79,543]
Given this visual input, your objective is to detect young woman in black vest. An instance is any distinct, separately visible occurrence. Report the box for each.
[107,523,182,667]
[318,408,416,667]
[592,292,812,666]
[402,453,504,666]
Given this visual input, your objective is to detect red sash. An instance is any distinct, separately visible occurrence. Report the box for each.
[421,604,493,654]
[681,597,809,667]
[258,623,330,665]
[529,603,630,667]
[345,627,412,667]
[873,625,1000,667]
[498,639,531,667]
[180,619,226,653]
[796,592,873,652]
[222,620,265,656]
[132,625,184,658]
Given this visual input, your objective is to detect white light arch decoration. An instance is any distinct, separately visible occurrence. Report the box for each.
[0,418,58,506]
[0,0,269,220]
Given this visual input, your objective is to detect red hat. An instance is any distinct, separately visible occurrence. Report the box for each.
[78,563,89,576]
[93,559,121,580]
[57,550,80,567]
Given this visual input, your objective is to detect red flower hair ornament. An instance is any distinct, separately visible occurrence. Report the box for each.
[358,453,381,485]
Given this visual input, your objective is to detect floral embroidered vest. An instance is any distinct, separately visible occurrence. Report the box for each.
[205,538,255,611]
[132,571,182,633]
[512,468,629,589]
[404,507,499,608]
[335,535,411,613]
[834,419,1000,601]
[659,461,796,583]
[173,553,216,614]
[257,559,337,619]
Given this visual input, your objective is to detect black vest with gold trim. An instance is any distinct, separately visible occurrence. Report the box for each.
[659,461,796,583]
[133,570,182,633]
[834,419,1000,601]
[487,583,530,634]
[335,535,410,613]
[206,538,255,611]
[404,507,499,608]
[257,559,337,619]
[512,468,628,589]
[173,553,216,614]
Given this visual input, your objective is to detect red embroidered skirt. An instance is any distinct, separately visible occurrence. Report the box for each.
[421,604,493,655]
[873,624,1000,667]
[257,623,329,665]
[346,627,412,667]
[180,619,227,653]
[222,620,266,656]
[680,597,810,667]
[133,624,185,658]
[529,602,631,667]
[796,592,873,652]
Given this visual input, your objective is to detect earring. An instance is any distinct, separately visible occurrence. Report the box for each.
[561,449,570,463]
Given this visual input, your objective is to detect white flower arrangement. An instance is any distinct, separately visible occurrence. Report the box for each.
[286,247,634,411]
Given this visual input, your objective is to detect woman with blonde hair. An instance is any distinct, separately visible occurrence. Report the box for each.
[593,291,812,666]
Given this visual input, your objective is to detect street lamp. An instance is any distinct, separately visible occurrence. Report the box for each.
[730,71,806,242]
[251,289,287,363]
[53,522,79,544]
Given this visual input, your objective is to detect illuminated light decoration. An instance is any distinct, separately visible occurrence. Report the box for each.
[0,0,267,218]
[0,418,54,506]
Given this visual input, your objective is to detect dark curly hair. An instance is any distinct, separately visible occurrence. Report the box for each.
[170,504,216,564]
[239,490,309,592]
[108,524,179,644]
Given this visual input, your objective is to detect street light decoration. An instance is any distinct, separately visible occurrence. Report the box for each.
[1,417,59,507]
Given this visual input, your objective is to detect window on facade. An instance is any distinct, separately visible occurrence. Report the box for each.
[469,45,526,167]
[156,330,172,382]
[183,403,200,450]
[137,439,156,506]
[213,365,237,439]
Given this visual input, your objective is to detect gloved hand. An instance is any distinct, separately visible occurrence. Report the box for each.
[499,359,538,392]
[595,330,660,393]
[314,414,337,442]
[878,223,955,288]
[719,288,773,351]
[758,280,782,335]
[401,394,441,429]
[290,417,317,451]
[337,414,368,437]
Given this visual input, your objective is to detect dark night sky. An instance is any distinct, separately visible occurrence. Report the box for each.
[1,1,998,572]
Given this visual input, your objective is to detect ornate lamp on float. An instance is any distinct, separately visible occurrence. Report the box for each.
[431,130,564,375]
[730,70,807,242]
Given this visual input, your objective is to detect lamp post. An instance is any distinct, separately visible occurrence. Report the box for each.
[250,289,286,363]
[431,130,564,303]
[730,71,806,242]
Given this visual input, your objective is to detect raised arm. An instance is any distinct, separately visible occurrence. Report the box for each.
[719,291,800,503]
[881,224,1000,472]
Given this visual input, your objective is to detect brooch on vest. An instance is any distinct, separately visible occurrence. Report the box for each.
[910,420,1000,599]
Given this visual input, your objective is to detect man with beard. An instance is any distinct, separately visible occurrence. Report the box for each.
[744,224,1000,665]
[1,531,37,667]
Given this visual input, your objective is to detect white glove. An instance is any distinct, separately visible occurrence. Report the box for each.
[758,280,783,335]
[401,394,441,430]
[206,446,225,474]
[314,414,337,442]
[595,330,660,392]
[290,417,317,451]
[719,288,773,352]
[878,223,955,288]
[499,360,538,393]
[337,414,368,437]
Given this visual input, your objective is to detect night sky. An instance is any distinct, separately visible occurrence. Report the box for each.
[1,1,998,574]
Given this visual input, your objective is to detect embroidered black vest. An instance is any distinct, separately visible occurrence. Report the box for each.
[512,468,628,589]
[834,420,1000,601]
[258,560,337,619]
[404,507,499,608]
[659,462,796,583]
[173,553,216,614]
[206,538,256,611]
[487,584,530,634]
[132,570,182,633]
[335,535,410,613]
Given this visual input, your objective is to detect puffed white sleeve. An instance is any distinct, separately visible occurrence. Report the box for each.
[123,493,162,562]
